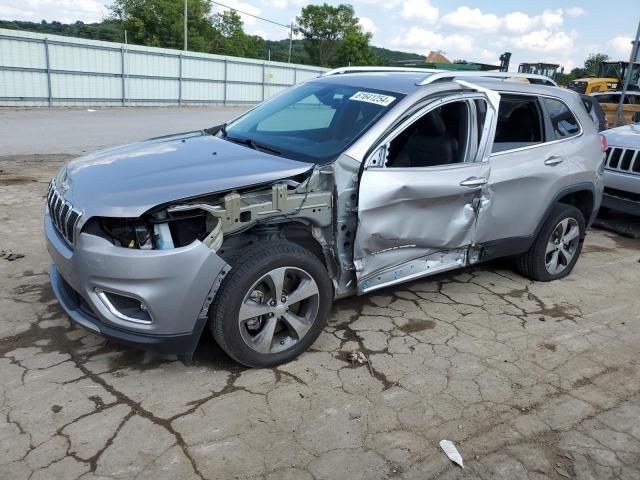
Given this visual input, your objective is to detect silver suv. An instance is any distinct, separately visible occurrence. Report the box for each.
[45,69,605,367]
[601,122,640,215]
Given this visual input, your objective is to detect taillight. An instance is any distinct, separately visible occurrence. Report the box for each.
[600,135,608,151]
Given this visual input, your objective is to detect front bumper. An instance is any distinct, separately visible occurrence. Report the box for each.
[45,212,228,355]
[602,170,640,216]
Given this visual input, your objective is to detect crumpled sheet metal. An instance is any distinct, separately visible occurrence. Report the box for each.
[353,168,478,280]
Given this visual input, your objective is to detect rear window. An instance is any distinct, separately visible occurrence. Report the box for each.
[541,98,580,139]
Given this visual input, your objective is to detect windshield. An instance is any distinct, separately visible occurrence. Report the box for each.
[223,82,404,164]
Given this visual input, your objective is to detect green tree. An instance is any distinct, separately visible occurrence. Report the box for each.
[584,53,609,77]
[334,28,379,66]
[296,3,361,67]
[555,52,610,86]
[110,0,215,51]
[211,10,266,58]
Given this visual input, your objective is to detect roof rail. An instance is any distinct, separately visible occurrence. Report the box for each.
[418,71,558,87]
[321,67,559,87]
[322,66,441,76]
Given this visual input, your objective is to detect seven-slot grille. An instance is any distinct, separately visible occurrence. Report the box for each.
[604,146,640,176]
[47,180,81,245]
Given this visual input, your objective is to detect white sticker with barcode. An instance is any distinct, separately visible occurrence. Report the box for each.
[349,91,396,106]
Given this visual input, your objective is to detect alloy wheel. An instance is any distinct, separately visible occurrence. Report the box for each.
[238,267,320,354]
[545,217,580,275]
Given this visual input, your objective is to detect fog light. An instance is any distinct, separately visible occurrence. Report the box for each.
[95,289,152,325]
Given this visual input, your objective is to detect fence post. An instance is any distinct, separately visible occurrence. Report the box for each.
[262,62,266,101]
[43,38,52,107]
[120,46,126,106]
[293,67,297,86]
[223,59,228,106]
[178,53,182,107]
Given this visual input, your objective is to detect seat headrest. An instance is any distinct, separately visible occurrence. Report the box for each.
[509,107,532,125]
[417,110,447,136]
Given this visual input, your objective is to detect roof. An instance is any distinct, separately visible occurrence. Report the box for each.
[312,70,570,99]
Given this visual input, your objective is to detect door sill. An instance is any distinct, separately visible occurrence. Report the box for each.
[358,248,467,294]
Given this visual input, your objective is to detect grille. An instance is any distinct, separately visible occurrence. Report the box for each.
[604,146,640,176]
[47,180,81,244]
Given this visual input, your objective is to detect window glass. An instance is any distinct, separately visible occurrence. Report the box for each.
[225,82,403,164]
[386,101,469,168]
[257,93,336,131]
[542,98,580,139]
[492,96,543,152]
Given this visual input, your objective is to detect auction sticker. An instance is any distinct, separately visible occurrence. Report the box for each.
[349,91,396,106]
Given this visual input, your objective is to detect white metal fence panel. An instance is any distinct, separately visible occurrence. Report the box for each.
[0,28,327,107]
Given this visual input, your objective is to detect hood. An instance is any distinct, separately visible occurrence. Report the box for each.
[59,131,314,219]
[604,123,640,149]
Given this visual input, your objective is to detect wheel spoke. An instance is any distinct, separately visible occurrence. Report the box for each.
[265,267,287,301]
[251,316,278,353]
[239,298,270,322]
[559,218,569,236]
[559,246,574,266]
[546,250,560,274]
[282,311,312,339]
[563,225,579,242]
[546,240,557,254]
[286,278,319,305]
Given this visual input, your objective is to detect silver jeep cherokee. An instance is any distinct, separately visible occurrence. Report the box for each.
[46,69,605,367]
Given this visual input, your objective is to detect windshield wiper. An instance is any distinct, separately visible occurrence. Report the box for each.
[205,123,227,137]
[225,136,282,156]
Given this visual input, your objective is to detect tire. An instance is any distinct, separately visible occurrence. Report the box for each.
[209,240,333,367]
[516,203,585,282]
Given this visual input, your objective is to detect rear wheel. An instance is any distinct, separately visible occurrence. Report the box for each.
[209,240,333,367]
[516,204,585,281]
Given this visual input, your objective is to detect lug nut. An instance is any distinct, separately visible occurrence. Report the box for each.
[269,300,276,307]
[281,296,287,303]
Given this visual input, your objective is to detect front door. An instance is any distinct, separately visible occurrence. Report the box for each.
[353,91,499,293]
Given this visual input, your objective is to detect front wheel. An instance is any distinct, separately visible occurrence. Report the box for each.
[209,240,333,367]
[516,204,585,281]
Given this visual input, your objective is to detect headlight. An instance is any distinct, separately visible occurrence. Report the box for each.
[55,164,71,193]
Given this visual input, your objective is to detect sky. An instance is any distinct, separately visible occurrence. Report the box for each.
[0,0,638,71]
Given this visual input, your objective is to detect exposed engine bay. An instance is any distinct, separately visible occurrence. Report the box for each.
[81,156,361,298]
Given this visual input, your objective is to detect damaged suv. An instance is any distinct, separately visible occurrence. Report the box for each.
[46,68,604,367]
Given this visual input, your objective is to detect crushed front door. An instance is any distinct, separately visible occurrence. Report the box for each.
[353,88,499,293]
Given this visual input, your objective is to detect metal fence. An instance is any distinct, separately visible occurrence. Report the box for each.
[0,28,327,107]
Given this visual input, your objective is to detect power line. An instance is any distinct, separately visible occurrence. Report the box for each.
[211,0,294,29]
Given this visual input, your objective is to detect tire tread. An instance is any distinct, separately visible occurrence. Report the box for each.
[209,240,331,367]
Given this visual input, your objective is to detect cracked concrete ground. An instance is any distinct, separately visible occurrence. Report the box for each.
[1,108,640,480]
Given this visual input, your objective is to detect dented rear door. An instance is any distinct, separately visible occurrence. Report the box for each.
[353,89,499,293]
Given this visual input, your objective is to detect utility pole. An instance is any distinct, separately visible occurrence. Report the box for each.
[615,19,640,126]
[288,23,293,63]
[184,0,188,51]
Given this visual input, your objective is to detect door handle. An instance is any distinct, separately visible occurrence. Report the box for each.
[459,176,488,187]
[544,156,565,166]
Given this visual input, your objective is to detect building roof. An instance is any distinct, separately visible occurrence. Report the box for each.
[425,51,451,64]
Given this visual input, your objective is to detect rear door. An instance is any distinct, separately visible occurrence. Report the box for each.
[353,89,499,293]
[473,94,575,248]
